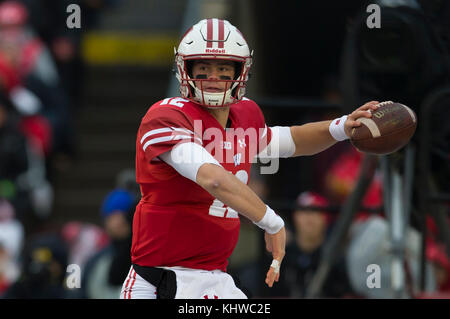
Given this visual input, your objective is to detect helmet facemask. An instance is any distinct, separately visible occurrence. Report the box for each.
[176,55,252,108]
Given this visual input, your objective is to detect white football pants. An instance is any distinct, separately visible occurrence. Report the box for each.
[120,265,247,299]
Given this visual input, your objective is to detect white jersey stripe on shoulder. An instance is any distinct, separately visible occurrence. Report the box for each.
[172,135,193,141]
[141,128,173,144]
[143,135,174,151]
[142,134,202,152]
[171,127,195,136]
[172,134,203,145]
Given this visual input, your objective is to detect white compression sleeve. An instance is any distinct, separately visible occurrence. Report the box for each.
[257,126,296,159]
[159,142,222,182]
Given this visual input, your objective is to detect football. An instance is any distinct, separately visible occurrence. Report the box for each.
[350,101,417,155]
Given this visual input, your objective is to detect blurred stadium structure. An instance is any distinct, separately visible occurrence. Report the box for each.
[0,0,449,299]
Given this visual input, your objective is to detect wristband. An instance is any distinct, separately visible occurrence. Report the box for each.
[253,205,284,234]
[329,115,349,141]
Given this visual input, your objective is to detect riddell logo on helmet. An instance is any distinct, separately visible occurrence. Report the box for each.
[205,48,226,54]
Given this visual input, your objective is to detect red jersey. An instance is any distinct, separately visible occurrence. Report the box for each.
[131,97,271,271]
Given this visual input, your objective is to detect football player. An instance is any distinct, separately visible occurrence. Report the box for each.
[121,18,379,299]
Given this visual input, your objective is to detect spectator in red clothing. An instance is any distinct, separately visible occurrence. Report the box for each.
[426,239,450,293]
[423,216,450,294]
[0,2,53,157]
[324,145,383,222]
[0,93,54,223]
[0,1,73,158]
[61,221,110,270]
[0,1,58,88]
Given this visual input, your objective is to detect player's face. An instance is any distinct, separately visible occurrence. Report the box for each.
[191,59,236,93]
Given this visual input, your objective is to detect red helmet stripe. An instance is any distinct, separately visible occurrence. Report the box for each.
[206,18,213,48]
[218,19,224,48]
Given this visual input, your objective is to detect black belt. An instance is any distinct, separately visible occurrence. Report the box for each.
[132,263,177,299]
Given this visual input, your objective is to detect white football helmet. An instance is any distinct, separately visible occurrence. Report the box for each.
[175,18,253,108]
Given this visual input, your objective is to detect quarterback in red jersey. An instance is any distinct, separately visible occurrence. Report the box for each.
[121,18,380,299]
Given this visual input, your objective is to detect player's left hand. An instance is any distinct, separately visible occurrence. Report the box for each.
[344,101,380,138]
[264,227,286,287]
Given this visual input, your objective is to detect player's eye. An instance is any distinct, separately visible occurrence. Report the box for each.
[219,67,231,72]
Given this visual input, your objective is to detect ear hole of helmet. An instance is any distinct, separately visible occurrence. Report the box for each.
[233,62,243,80]
[186,60,194,78]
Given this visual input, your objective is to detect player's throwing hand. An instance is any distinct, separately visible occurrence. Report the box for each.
[344,101,380,138]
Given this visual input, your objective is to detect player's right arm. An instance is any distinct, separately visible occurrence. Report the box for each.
[159,142,286,288]
[196,162,286,287]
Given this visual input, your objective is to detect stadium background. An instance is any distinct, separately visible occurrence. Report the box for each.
[0,0,449,299]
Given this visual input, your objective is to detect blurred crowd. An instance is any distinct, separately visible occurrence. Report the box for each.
[0,0,119,223]
[0,0,122,298]
[232,144,450,299]
[1,142,449,299]
[0,167,137,298]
